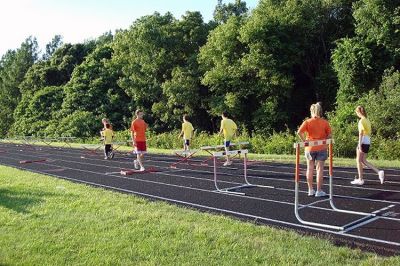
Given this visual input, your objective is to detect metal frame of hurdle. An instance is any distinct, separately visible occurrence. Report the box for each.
[213,149,274,195]
[200,141,249,166]
[81,143,103,156]
[294,139,376,231]
[170,142,250,169]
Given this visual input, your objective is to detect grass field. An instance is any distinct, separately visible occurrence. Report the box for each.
[1,165,399,265]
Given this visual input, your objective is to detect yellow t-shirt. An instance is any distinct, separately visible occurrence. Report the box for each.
[182,121,194,140]
[220,118,237,140]
[358,117,371,137]
[101,128,114,145]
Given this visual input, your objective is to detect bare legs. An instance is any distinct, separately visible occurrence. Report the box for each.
[223,146,231,166]
[306,159,325,192]
[135,153,145,170]
[356,148,381,180]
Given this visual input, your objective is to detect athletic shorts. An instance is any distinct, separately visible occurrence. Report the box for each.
[135,141,147,153]
[184,139,190,146]
[360,144,370,153]
[305,149,328,161]
[224,140,231,148]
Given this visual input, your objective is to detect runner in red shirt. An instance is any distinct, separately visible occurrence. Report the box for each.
[131,109,147,171]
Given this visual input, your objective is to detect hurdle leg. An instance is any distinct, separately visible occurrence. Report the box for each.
[170,152,195,168]
[242,153,274,189]
[213,156,245,195]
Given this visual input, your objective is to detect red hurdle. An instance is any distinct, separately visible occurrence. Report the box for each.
[19,159,47,164]
[120,167,158,175]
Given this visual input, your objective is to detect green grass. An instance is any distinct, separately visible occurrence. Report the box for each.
[0,165,399,265]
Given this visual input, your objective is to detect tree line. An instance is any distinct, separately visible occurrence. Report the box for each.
[0,0,399,158]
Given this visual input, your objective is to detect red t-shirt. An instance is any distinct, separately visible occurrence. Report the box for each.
[131,118,147,142]
[298,117,331,151]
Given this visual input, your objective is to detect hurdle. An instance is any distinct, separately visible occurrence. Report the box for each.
[170,149,199,168]
[294,139,376,231]
[19,159,47,164]
[41,137,57,147]
[200,141,249,166]
[58,136,76,148]
[120,167,158,175]
[19,136,39,150]
[81,144,103,156]
[213,149,274,195]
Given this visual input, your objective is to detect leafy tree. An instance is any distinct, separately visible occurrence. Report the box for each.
[200,0,354,133]
[43,35,63,60]
[12,41,97,136]
[0,37,38,136]
[199,15,261,132]
[10,86,64,136]
[332,0,399,108]
[61,44,131,130]
[359,69,400,139]
[353,0,400,54]
[213,0,248,24]
[113,12,212,131]
[155,11,212,130]
[47,110,99,138]
[112,12,177,130]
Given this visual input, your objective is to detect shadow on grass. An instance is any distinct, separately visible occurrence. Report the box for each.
[0,188,60,214]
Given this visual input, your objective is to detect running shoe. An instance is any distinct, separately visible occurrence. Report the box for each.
[134,160,139,169]
[315,190,327,197]
[308,189,315,196]
[378,170,385,184]
[351,178,364,185]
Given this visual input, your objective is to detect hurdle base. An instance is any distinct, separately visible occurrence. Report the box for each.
[120,167,157,175]
[19,159,47,164]
[216,184,257,195]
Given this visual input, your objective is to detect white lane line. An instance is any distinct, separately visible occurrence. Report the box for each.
[1,158,399,248]
[8,147,400,200]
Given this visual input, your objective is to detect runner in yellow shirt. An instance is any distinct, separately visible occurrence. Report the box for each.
[219,112,238,166]
[178,114,194,151]
[101,123,114,159]
[351,106,385,185]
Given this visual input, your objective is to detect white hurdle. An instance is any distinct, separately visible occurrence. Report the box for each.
[212,149,274,195]
[294,139,376,231]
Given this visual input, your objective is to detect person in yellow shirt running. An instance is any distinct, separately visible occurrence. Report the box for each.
[178,114,194,151]
[101,123,114,160]
[351,106,385,185]
[219,112,238,166]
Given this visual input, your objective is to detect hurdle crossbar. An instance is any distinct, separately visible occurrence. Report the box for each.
[294,139,376,231]
[201,141,249,151]
[200,142,250,166]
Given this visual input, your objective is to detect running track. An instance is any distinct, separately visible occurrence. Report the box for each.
[0,142,399,256]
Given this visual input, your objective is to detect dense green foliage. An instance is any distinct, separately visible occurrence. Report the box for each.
[0,0,399,159]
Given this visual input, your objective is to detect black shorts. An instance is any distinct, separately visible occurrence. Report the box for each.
[360,144,370,153]
[104,144,112,153]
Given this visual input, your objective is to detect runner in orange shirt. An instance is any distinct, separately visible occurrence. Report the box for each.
[297,103,332,197]
[130,109,148,171]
